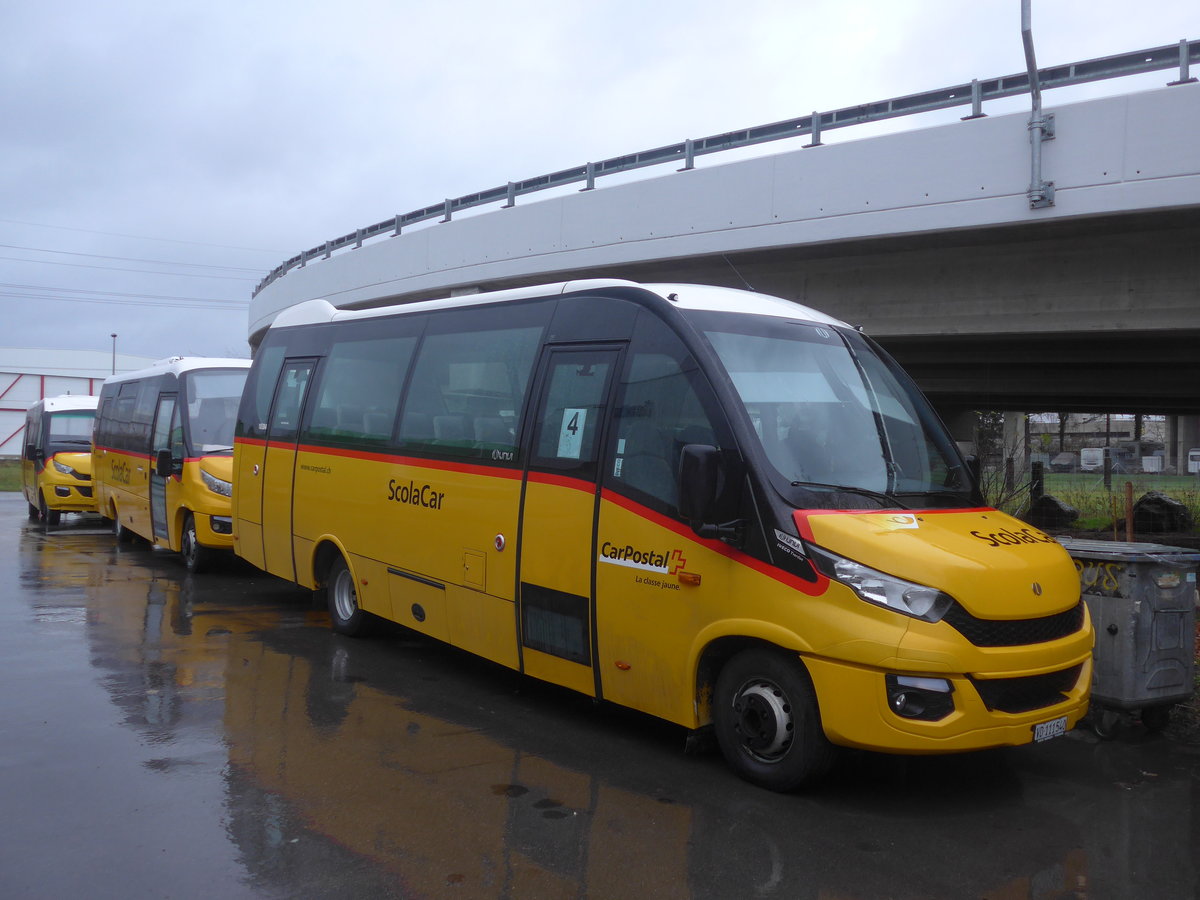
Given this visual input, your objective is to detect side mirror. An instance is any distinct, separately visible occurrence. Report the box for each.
[678,444,744,541]
[24,443,41,462]
[678,444,721,526]
[155,448,174,478]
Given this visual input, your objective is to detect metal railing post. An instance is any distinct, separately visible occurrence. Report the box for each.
[961,79,987,120]
[1169,37,1198,84]
[678,139,696,171]
[803,111,823,148]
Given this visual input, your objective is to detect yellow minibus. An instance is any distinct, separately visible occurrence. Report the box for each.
[94,357,250,572]
[233,280,1092,790]
[22,394,99,531]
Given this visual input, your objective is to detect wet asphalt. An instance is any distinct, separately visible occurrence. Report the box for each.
[1,494,1197,899]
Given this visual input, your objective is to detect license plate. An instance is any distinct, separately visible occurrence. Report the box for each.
[1033,716,1068,742]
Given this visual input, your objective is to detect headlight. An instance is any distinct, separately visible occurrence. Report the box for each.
[201,469,232,497]
[52,458,76,476]
[808,546,954,622]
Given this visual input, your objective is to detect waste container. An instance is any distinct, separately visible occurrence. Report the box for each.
[1057,538,1199,738]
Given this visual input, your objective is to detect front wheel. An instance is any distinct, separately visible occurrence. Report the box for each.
[180,513,212,574]
[713,648,835,791]
[28,502,40,522]
[326,555,372,637]
[38,495,60,533]
[1091,707,1122,740]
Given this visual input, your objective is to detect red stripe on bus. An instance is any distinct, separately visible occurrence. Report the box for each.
[525,471,595,492]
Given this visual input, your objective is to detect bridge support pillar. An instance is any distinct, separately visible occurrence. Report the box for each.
[941,408,979,457]
[1170,415,1200,474]
[1003,411,1030,475]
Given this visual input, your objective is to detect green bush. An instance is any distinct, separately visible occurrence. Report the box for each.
[0,459,23,493]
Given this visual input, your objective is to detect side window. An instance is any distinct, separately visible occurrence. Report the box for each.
[132,380,159,451]
[169,404,185,461]
[305,335,415,448]
[94,397,109,447]
[24,412,41,456]
[268,362,314,442]
[530,352,616,476]
[398,323,542,460]
[608,325,724,514]
[238,342,286,440]
[113,382,140,451]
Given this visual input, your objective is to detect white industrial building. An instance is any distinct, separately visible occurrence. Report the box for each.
[1,348,159,456]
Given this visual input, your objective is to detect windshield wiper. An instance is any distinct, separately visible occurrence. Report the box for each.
[790,481,909,509]
[55,438,92,446]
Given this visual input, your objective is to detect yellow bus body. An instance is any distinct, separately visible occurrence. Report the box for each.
[234,280,1092,788]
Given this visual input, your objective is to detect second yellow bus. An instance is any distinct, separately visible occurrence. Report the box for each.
[94,357,250,571]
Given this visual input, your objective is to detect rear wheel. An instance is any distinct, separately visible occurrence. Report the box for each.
[180,512,211,574]
[713,647,836,791]
[326,555,372,637]
[113,511,135,544]
[1140,705,1171,733]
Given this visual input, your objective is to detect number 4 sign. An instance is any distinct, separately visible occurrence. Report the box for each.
[557,408,587,459]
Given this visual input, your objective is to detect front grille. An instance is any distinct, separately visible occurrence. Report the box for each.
[970,665,1082,713]
[943,601,1084,647]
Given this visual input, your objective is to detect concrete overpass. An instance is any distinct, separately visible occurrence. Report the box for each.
[249,42,1200,452]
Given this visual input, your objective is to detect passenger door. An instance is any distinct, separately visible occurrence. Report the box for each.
[518,346,622,697]
[149,394,177,546]
[259,359,318,581]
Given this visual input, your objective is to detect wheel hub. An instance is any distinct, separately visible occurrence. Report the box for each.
[733,680,793,760]
[333,569,357,621]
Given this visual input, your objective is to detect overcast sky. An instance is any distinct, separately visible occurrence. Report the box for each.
[2,1,1195,361]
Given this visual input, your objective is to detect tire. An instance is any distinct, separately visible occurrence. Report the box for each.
[326,555,372,637]
[713,647,836,791]
[28,502,40,522]
[180,512,212,574]
[1140,705,1171,733]
[38,495,60,533]
[113,512,135,545]
[1092,707,1122,740]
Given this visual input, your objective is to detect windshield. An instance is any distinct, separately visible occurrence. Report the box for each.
[695,313,971,509]
[184,369,248,454]
[47,411,95,449]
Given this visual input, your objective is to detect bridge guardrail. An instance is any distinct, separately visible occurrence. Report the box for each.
[255,39,1198,297]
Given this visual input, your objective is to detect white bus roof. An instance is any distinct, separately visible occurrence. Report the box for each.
[101,356,251,387]
[270,280,848,330]
[29,394,100,414]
